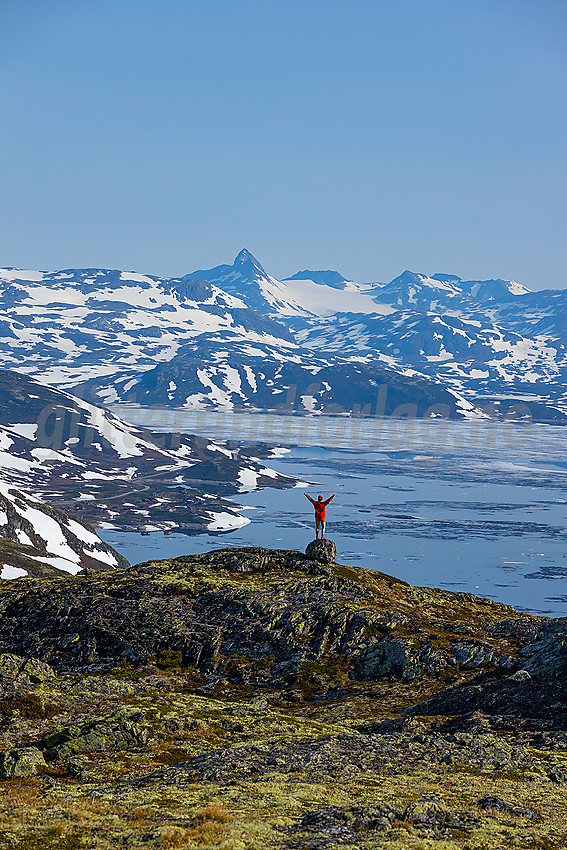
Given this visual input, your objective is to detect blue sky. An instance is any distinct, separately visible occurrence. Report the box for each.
[1,0,566,288]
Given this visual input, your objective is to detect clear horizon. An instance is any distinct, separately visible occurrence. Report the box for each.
[1,0,566,290]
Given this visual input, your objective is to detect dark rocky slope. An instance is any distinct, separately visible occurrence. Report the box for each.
[0,546,566,848]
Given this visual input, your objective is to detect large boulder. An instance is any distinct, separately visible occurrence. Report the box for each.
[0,747,46,778]
[38,706,148,761]
[305,539,337,563]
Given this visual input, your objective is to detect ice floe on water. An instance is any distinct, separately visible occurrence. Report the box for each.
[207,512,251,532]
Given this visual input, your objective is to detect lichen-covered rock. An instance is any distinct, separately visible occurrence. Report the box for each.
[508,669,531,681]
[477,796,541,820]
[39,706,148,761]
[0,747,46,778]
[522,635,567,676]
[355,638,422,680]
[404,793,447,823]
[0,653,55,695]
[451,641,495,669]
[409,628,567,724]
[375,610,409,631]
[305,538,337,563]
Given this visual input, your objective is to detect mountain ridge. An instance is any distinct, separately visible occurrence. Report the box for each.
[1,250,566,420]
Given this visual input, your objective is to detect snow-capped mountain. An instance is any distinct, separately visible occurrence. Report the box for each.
[179,252,566,420]
[297,310,567,421]
[0,370,296,535]
[275,267,564,421]
[0,258,482,420]
[0,482,127,579]
[0,265,294,390]
[1,250,565,422]
[369,270,530,312]
[183,249,388,319]
[183,249,312,317]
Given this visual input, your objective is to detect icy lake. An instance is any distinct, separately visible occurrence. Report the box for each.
[104,409,567,617]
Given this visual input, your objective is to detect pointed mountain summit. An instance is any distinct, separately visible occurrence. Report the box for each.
[233,248,268,276]
[183,249,311,316]
[185,248,268,289]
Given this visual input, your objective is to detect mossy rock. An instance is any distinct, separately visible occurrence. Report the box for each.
[0,747,46,778]
[39,706,148,761]
[0,654,56,694]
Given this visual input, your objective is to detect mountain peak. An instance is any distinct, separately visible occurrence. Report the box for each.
[234,249,266,275]
[388,270,429,286]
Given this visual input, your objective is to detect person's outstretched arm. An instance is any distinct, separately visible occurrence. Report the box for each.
[305,493,315,505]
[323,494,336,506]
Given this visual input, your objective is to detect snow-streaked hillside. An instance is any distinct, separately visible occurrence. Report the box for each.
[0,370,296,534]
[104,338,483,419]
[296,309,567,418]
[0,482,127,579]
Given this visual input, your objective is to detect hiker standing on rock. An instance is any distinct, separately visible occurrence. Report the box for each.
[305,493,335,539]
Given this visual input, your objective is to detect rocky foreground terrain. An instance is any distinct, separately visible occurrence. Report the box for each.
[0,543,566,848]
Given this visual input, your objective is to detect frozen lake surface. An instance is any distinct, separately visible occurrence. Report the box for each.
[104,410,567,617]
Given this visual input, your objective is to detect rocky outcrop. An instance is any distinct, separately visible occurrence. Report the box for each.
[0,546,563,719]
[355,638,422,680]
[408,623,567,725]
[39,706,149,761]
[0,548,566,848]
[305,538,337,562]
[0,747,46,779]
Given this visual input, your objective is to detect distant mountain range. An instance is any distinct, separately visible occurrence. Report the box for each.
[1,250,565,422]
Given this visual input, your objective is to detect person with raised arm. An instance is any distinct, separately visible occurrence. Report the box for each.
[304,492,335,539]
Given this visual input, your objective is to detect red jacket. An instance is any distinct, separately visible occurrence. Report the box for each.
[305,494,334,521]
